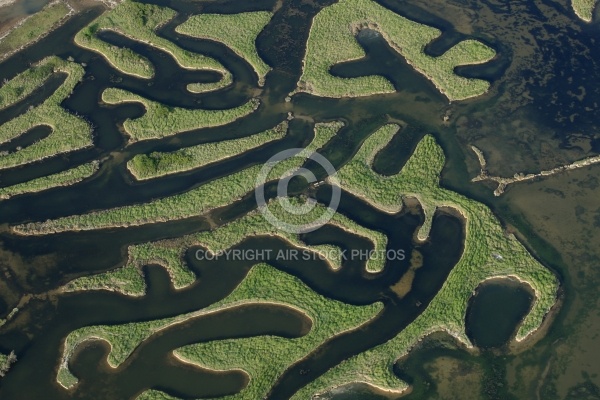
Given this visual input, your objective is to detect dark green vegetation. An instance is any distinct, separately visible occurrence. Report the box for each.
[4,0,598,397]
[59,264,383,393]
[176,11,273,85]
[13,122,341,233]
[0,54,64,109]
[299,0,495,99]
[127,122,288,180]
[0,162,99,200]
[0,1,72,61]
[74,0,227,80]
[102,88,259,142]
[0,351,16,378]
[0,56,92,170]
[49,124,556,397]
[572,0,598,21]
[186,76,233,94]
[292,130,558,398]
[63,197,387,297]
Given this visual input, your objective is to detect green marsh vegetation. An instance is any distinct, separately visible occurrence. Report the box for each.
[61,120,390,300]
[14,164,260,233]
[186,73,233,94]
[58,264,383,391]
[0,162,99,200]
[136,391,178,400]
[298,0,496,100]
[0,56,61,110]
[101,88,259,142]
[74,0,228,81]
[572,0,598,21]
[63,194,387,297]
[64,238,196,296]
[293,125,560,398]
[0,1,72,61]
[242,197,388,272]
[14,122,342,234]
[171,264,382,400]
[0,56,93,170]
[176,11,273,85]
[127,122,288,180]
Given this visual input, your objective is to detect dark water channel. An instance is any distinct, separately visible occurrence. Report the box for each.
[0,0,589,398]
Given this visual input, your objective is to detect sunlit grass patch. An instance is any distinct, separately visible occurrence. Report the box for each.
[299,0,496,100]
[127,121,288,180]
[75,0,229,82]
[102,88,259,142]
[0,1,72,61]
[176,11,272,85]
[0,161,99,200]
[0,56,93,170]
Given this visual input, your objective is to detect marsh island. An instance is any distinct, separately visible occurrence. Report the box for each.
[4,0,598,398]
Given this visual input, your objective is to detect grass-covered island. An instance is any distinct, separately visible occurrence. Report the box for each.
[290,125,559,398]
[58,264,383,392]
[127,122,288,180]
[0,54,66,110]
[54,121,557,399]
[62,195,387,298]
[298,0,496,100]
[572,0,598,21]
[0,162,99,200]
[186,75,233,94]
[13,122,341,234]
[101,88,259,142]
[175,11,273,86]
[0,56,93,170]
[74,0,229,83]
[0,0,73,61]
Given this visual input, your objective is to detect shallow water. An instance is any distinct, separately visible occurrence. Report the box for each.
[465,279,534,349]
[0,0,51,34]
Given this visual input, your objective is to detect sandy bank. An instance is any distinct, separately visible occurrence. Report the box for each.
[0,0,17,7]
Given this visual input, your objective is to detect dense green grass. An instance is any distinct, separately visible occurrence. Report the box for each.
[58,264,383,391]
[74,0,228,81]
[0,1,72,61]
[64,194,387,298]
[186,73,233,94]
[176,11,272,85]
[298,0,496,100]
[127,122,288,180]
[14,122,341,234]
[53,123,557,398]
[172,265,382,400]
[334,124,439,239]
[572,0,598,21]
[0,161,98,200]
[0,56,57,110]
[102,88,259,142]
[136,391,177,400]
[291,126,560,398]
[63,206,384,299]
[193,200,388,273]
[0,56,93,170]
[64,238,195,296]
